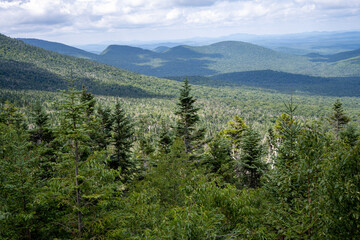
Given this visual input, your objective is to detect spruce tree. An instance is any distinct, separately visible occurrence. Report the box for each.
[203,134,233,183]
[238,127,266,189]
[81,85,95,119]
[56,75,88,236]
[110,101,134,174]
[96,105,113,150]
[329,99,350,136]
[53,74,117,238]
[29,101,53,144]
[158,120,173,154]
[223,116,248,159]
[0,100,27,131]
[0,123,42,239]
[175,78,204,154]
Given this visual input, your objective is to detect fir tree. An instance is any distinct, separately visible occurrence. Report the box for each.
[203,134,233,183]
[158,120,173,154]
[56,74,89,236]
[0,100,27,130]
[29,101,54,144]
[110,101,134,174]
[81,85,95,119]
[238,127,266,189]
[329,99,350,136]
[0,123,42,239]
[96,105,113,150]
[52,74,118,238]
[223,116,248,159]
[175,78,204,154]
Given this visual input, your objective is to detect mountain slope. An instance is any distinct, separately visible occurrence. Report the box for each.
[211,70,360,97]
[0,34,181,98]
[96,41,360,77]
[19,37,360,78]
[308,48,360,63]
[2,33,360,98]
[19,38,97,59]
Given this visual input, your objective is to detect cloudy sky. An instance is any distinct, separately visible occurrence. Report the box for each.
[1,0,360,45]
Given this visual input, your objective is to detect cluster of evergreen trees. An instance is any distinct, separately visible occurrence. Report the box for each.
[1,79,359,239]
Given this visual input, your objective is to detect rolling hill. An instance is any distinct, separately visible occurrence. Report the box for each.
[3,33,360,97]
[307,48,360,63]
[19,38,97,60]
[19,37,360,78]
[1,34,181,98]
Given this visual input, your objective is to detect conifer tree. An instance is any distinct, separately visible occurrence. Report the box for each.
[56,74,89,236]
[110,101,134,174]
[238,127,266,188]
[329,99,350,136]
[0,100,27,130]
[53,74,118,238]
[29,101,53,144]
[223,116,248,159]
[0,123,42,239]
[175,78,204,154]
[81,85,95,119]
[203,134,233,183]
[158,121,173,154]
[96,105,113,150]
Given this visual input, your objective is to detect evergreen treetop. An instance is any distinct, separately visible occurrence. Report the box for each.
[175,78,204,154]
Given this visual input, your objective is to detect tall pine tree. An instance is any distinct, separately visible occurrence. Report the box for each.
[110,101,134,175]
[175,78,204,154]
[329,99,350,137]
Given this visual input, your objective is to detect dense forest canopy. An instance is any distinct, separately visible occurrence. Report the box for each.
[1,33,360,239]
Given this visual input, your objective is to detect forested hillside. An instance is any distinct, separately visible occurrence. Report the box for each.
[0,34,181,97]
[20,37,360,78]
[1,32,360,239]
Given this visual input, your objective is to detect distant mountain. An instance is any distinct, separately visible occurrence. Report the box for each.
[95,41,360,77]
[191,31,360,55]
[307,48,360,63]
[73,31,360,55]
[19,38,97,59]
[0,34,181,98]
[153,46,170,53]
[18,37,360,78]
[2,33,360,98]
[91,40,306,77]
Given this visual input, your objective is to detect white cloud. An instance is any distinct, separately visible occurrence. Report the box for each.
[1,0,359,43]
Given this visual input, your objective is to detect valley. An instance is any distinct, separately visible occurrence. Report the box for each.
[1,31,360,239]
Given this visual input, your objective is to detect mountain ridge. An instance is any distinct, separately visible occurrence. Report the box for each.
[2,33,360,97]
[20,37,360,78]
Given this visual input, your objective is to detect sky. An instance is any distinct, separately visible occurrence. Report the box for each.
[1,0,360,45]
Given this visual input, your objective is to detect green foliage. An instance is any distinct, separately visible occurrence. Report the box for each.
[329,99,350,136]
[175,79,204,154]
[96,105,113,150]
[110,101,134,175]
[340,124,359,147]
[324,141,360,238]
[157,120,174,154]
[202,134,233,181]
[237,127,267,189]
[0,100,27,130]
[1,33,360,239]
[0,124,42,239]
[29,100,54,144]
[223,116,248,149]
[49,78,119,238]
